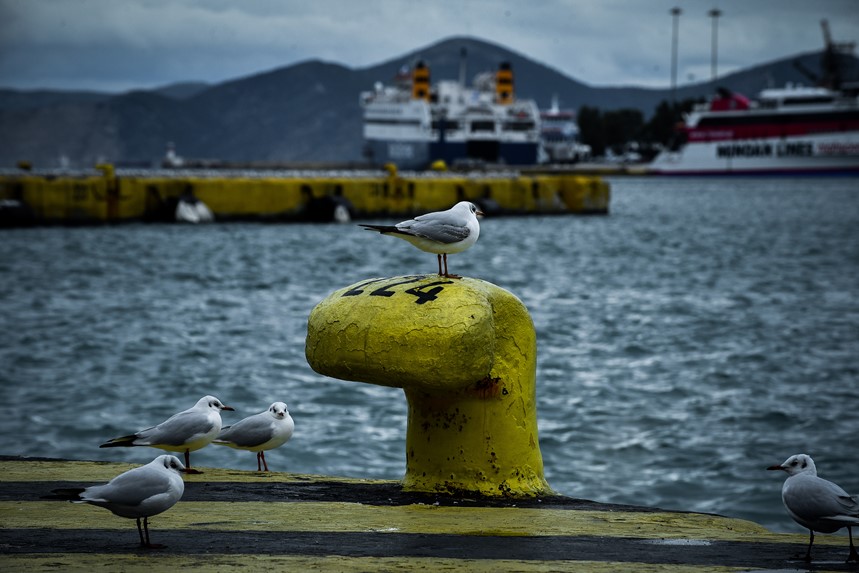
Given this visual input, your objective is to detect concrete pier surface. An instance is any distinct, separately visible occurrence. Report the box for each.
[2,457,856,572]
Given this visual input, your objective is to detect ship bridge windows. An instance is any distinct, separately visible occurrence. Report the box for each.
[542,131,571,142]
[366,118,425,127]
[432,120,461,131]
[696,110,858,127]
[503,121,536,131]
[471,121,496,132]
[761,96,836,107]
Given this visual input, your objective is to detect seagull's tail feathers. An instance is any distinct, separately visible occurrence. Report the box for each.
[359,224,401,234]
[43,487,86,501]
[99,434,140,448]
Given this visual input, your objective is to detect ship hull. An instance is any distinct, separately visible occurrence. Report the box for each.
[651,114,859,175]
[365,139,539,169]
[430,140,539,166]
[364,140,432,170]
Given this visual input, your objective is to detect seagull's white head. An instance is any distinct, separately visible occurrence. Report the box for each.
[767,453,817,477]
[199,395,235,412]
[456,201,484,219]
[157,454,186,473]
[269,402,289,420]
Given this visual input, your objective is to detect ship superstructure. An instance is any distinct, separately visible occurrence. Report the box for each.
[361,60,540,169]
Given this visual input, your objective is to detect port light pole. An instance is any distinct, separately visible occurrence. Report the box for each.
[670,7,682,103]
[709,8,722,81]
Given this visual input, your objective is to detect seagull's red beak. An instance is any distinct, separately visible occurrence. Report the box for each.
[766,464,785,471]
[476,210,485,218]
[222,405,235,411]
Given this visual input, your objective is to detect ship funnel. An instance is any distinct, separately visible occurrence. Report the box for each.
[412,61,430,101]
[496,61,514,105]
[459,47,468,87]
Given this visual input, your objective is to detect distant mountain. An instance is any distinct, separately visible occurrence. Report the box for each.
[0,89,111,112]
[152,82,211,100]
[0,36,851,168]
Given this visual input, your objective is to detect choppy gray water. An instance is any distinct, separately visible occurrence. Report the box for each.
[1,176,857,533]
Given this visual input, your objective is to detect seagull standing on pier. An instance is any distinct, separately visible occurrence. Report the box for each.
[100,395,234,473]
[768,453,859,563]
[51,454,186,548]
[360,201,483,279]
[213,401,295,472]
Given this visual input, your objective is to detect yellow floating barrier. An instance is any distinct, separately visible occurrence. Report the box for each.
[0,167,609,225]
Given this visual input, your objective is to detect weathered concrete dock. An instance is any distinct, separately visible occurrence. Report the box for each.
[3,457,858,572]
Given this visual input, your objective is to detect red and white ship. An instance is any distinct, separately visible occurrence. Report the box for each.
[649,85,859,175]
[651,21,859,175]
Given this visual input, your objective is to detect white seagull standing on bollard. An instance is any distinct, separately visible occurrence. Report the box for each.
[359,201,483,278]
[767,453,859,563]
[213,401,295,472]
[51,454,186,548]
[100,395,234,473]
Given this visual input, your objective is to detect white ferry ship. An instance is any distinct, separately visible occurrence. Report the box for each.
[360,61,540,169]
[649,85,859,175]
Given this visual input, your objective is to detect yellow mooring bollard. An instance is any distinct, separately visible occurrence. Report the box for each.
[306,275,551,497]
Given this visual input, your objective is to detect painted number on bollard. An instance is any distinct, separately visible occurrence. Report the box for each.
[342,276,454,305]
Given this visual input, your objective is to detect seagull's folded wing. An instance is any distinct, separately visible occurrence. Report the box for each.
[408,220,471,244]
[790,478,857,520]
[216,416,271,448]
[140,412,216,446]
[83,467,171,506]
[832,494,859,518]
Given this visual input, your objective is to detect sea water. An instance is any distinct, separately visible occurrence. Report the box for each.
[1,176,857,533]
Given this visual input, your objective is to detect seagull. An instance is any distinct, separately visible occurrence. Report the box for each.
[359,201,483,278]
[50,454,185,548]
[768,453,859,563]
[100,395,234,473]
[213,401,295,472]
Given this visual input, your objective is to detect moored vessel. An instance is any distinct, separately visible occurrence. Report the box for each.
[360,59,541,169]
[649,85,859,175]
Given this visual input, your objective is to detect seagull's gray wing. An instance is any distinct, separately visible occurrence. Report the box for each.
[82,466,170,507]
[138,411,216,446]
[404,217,471,244]
[830,493,859,520]
[787,476,858,521]
[217,415,272,448]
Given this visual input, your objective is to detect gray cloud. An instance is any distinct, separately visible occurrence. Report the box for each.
[0,0,856,92]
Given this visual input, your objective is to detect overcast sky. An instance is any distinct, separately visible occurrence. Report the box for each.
[1,0,857,93]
